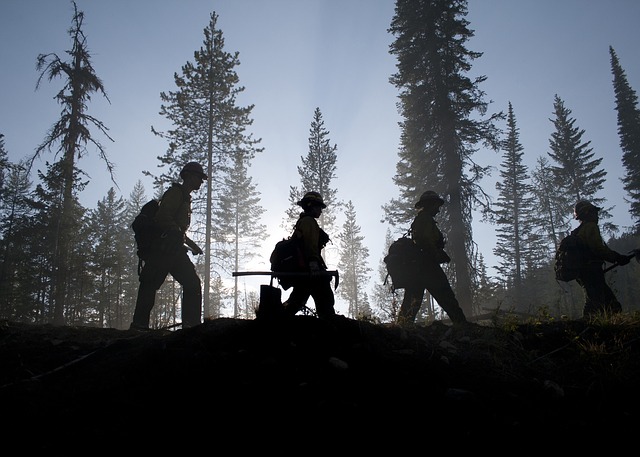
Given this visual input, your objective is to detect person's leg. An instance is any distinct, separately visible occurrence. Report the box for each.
[424,264,466,323]
[311,277,335,319]
[170,251,202,328]
[397,286,425,325]
[601,271,623,314]
[132,285,157,329]
[284,281,312,316]
[603,284,623,314]
[579,268,607,317]
[131,257,169,329]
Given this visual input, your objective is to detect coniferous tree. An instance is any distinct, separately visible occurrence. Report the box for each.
[0,160,33,320]
[547,95,615,237]
[609,46,640,233]
[27,160,88,323]
[285,107,340,233]
[32,2,113,325]
[121,181,154,326]
[531,156,565,252]
[336,201,372,318]
[493,103,537,305]
[87,188,129,328]
[151,11,262,317]
[0,134,7,200]
[217,152,267,318]
[384,0,502,317]
[472,253,500,313]
[371,229,398,323]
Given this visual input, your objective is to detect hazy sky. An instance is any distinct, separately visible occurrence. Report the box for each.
[2,1,639,316]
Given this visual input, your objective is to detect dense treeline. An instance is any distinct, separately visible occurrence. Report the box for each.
[1,1,640,328]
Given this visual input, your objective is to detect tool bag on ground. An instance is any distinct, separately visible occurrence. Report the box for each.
[255,284,284,320]
[554,228,587,282]
[383,234,424,290]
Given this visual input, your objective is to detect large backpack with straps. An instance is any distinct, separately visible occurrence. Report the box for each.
[131,184,185,274]
[383,234,424,290]
[554,228,587,282]
[269,218,330,290]
[132,198,161,267]
[270,235,305,290]
[269,219,307,290]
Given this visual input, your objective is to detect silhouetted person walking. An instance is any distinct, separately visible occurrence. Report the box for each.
[397,191,467,325]
[572,200,630,318]
[283,191,336,319]
[130,162,207,330]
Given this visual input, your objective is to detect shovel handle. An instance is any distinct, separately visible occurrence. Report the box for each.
[603,249,639,273]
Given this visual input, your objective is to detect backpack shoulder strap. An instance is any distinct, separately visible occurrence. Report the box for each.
[166,182,188,201]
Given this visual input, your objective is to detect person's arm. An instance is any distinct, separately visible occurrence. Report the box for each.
[184,236,203,255]
[581,222,622,263]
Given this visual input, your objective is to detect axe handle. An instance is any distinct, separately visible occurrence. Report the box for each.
[232,270,339,277]
[232,270,340,290]
[603,250,639,273]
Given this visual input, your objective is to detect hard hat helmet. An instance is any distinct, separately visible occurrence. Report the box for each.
[297,191,326,208]
[180,162,208,180]
[415,190,444,208]
[574,200,601,219]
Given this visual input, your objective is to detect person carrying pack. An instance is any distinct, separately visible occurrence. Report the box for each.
[570,200,631,318]
[130,162,207,330]
[281,191,335,320]
[396,191,467,326]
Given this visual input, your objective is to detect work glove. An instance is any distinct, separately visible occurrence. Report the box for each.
[191,245,203,256]
[616,253,631,266]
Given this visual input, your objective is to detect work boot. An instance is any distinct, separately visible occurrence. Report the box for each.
[448,308,467,324]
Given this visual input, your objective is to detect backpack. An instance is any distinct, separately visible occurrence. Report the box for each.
[269,236,305,290]
[383,235,424,290]
[554,228,587,282]
[131,199,162,272]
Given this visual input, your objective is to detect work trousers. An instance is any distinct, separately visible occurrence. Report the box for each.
[284,274,335,319]
[398,261,466,325]
[576,264,622,317]
[132,247,202,329]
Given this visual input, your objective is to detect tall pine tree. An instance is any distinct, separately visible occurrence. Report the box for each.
[384,0,502,317]
[32,2,113,324]
[217,152,267,318]
[609,46,640,233]
[285,107,340,233]
[151,11,262,317]
[335,201,372,319]
[493,102,536,304]
[547,94,615,236]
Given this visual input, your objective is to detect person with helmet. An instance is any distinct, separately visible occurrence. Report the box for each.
[282,191,336,319]
[130,162,208,330]
[572,200,630,317]
[397,190,467,325]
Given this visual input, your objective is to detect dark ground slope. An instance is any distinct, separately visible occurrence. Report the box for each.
[1,316,639,450]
